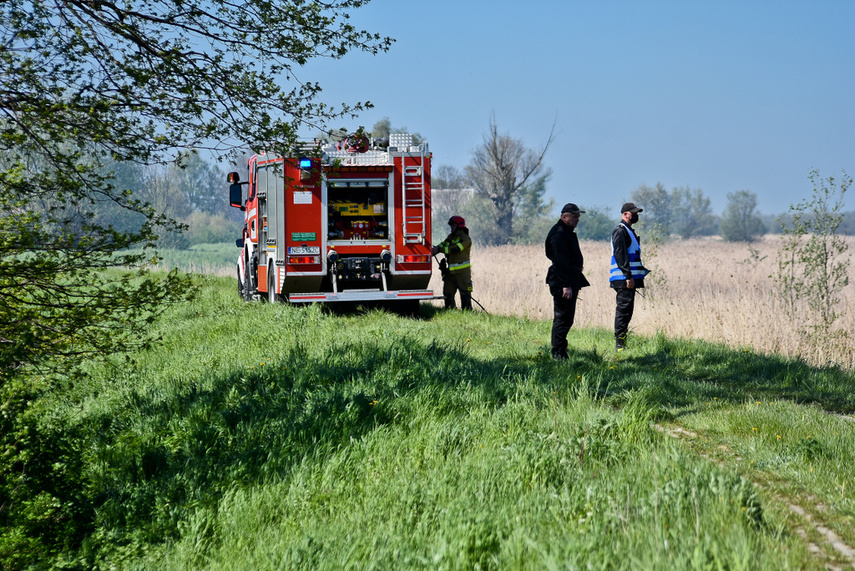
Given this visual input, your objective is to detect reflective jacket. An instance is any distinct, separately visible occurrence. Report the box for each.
[609,223,649,283]
[437,228,471,272]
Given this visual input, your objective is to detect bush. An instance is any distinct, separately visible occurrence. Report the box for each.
[184,212,238,246]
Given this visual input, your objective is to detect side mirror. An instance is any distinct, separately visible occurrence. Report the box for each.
[235,238,244,248]
[229,183,243,209]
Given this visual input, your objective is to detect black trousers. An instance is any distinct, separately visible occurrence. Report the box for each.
[550,287,578,356]
[613,285,636,339]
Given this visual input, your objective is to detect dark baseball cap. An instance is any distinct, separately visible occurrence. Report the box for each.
[561,203,585,214]
[621,202,643,213]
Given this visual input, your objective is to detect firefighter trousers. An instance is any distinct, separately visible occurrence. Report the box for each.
[443,267,472,310]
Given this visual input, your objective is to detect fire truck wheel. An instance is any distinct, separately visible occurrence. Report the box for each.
[243,268,254,302]
[267,267,278,303]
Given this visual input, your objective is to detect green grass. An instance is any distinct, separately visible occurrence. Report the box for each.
[130,242,237,274]
[5,274,855,569]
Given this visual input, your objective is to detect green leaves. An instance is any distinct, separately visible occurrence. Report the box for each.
[775,169,851,348]
[2,0,391,380]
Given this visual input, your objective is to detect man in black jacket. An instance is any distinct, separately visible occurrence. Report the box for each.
[545,203,590,360]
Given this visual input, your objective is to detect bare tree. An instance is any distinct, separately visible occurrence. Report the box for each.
[465,113,555,244]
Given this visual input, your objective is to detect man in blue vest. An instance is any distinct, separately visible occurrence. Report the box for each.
[545,203,590,360]
[610,203,650,351]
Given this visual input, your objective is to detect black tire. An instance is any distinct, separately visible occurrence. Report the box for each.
[244,265,254,302]
[237,264,245,298]
[267,266,278,303]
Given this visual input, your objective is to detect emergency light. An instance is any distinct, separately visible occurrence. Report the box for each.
[298,157,313,181]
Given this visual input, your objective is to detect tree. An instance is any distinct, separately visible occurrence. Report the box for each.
[575,205,614,242]
[631,183,673,235]
[433,164,466,191]
[172,152,228,216]
[1,1,392,564]
[510,174,555,245]
[369,117,424,145]
[1,0,391,379]
[432,165,472,240]
[670,186,718,238]
[465,113,555,245]
[719,190,767,242]
[776,169,850,343]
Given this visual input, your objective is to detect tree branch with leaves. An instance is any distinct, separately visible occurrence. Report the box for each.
[1,0,392,379]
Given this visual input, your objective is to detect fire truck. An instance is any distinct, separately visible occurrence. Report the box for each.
[227,132,434,312]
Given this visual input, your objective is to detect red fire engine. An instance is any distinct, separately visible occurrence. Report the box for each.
[227,132,433,312]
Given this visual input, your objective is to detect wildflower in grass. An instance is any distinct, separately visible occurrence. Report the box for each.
[752,427,757,432]
[777,435,782,439]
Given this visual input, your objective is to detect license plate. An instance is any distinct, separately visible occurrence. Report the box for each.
[288,246,320,255]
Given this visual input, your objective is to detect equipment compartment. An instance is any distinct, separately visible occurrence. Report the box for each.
[327,179,389,241]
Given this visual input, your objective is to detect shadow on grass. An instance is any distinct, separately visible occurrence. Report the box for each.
[599,333,855,414]
[71,327,854,558]
[85,337,575,543]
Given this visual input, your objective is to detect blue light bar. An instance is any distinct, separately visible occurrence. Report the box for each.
[298,158,312,169]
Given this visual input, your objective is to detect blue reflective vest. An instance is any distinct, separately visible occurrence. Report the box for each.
[609,224,649,282]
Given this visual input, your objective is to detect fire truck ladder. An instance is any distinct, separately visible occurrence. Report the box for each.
[401,146,427,244]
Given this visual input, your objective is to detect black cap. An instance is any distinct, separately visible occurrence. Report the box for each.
[621,202,643,213]
[561,203,585,214]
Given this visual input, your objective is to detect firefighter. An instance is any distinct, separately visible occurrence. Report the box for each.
[432,215,472,310]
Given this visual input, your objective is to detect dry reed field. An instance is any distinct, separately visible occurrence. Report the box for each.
[431,235,855,369]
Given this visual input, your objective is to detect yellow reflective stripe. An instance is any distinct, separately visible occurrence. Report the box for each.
[449,260,471,271]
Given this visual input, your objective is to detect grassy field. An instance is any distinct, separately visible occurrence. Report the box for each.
[5,273,855,569]
[448,235,855,370]
[164,235,855,368]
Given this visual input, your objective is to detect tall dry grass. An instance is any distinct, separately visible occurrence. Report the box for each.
[432,235,855,369]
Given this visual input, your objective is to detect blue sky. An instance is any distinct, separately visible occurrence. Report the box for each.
[302,0,854,216]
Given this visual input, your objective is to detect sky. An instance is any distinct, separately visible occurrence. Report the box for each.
[301,0,854,216]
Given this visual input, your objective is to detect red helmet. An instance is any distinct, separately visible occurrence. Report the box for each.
[448,215,466,227]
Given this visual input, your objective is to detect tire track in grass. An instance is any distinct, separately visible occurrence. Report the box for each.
[654,423,855,570]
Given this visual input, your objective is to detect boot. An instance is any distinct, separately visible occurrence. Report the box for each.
[615,333,627,352]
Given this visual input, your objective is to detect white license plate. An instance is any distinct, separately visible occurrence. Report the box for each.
[288,246,320,255]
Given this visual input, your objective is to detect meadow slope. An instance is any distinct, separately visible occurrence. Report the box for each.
[5,274,854,569]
